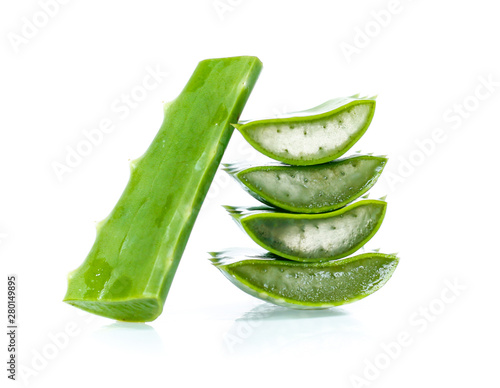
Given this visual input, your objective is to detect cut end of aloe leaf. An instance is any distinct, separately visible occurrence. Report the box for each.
[213,251,399,309]
[229,155,387,213]
[237,96,376,165]
[234,200,387,262]
[223,205,275,219]
[222,205,244,219]
[221,163,239,175]
[63,297,162,322]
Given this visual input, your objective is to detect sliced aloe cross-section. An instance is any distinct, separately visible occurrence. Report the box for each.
[234,95,376,165]
[225,200,386,262]
[210,250,399,309]
[224,155,386,213]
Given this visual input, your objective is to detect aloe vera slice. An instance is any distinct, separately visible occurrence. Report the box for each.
[225,200,386,262]
[224,155,386,213]
[211,250,398,309]
[234,95,376,165]
[63,56,262,322]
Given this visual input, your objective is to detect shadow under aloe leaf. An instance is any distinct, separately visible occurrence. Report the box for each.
[239,303,349,321]
[92,322,163,353]
[223,303,366,355]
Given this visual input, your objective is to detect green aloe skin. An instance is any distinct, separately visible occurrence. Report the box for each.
[224,155,387,213]
[64,56,263,322]
[234,95,376,165]
[211,251,399,309]
[225,200,386,262]
[216,94,397,308]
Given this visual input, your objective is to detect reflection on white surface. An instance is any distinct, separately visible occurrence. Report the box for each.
[223,302,368,356]
[92,322,164,353]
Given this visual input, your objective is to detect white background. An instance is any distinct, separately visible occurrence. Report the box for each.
[1,0,499,387]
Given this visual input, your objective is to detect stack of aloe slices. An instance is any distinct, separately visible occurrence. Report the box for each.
[212,96,399,309]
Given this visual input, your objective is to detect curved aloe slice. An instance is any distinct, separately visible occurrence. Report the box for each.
[225,200,386,262]
[224,155,386,213]
[210,250,398,309]
[234,95,376,165]
[63,56,262,322]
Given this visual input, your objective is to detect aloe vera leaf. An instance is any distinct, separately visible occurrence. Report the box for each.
[225,200,386,262]
[233,95,376,165]
[210,250,398,309]
[224,155,386,213]
[63,56,262,322]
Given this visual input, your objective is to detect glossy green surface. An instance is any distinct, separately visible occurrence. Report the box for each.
[64,56,262,322]
[224,155,386,213]
[234,95,376,165]
[211,251,398,309]
[225,200,386,262]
